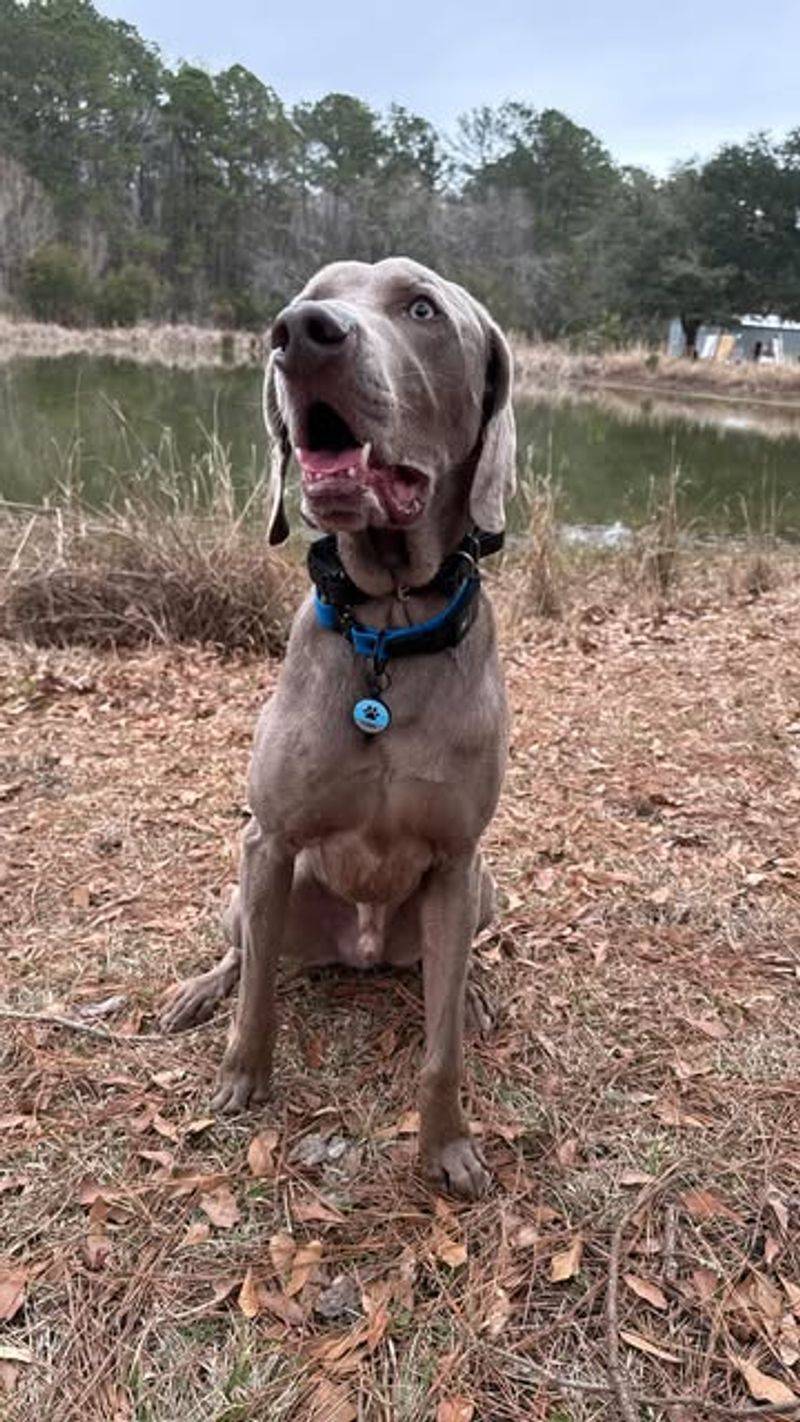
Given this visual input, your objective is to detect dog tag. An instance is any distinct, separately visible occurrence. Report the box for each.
[353,697,391,735]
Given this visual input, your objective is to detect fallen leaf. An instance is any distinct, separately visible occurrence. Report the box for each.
[654,1099,709,1129]
[395,1109,420,1136]
[258,1289,304,1327]
[85,1199,110,1270]
[780,1277,800,1315]
[199,1186,240,1230]
[308,1377,357,1422]
[732,1354,798,1406]
[292,1195,344,1224]
[556,1137,579,1167]
[620,1169,655,1187]
[286,1240,323,1297]
[550,1234,583,1283]
[0,1265,27,1322]
[181,1220,211,1247]
[480,1286,512,1337]
[138,1149,174,1171]
[681,1188,742,1222]
[0,1361,20,1393]
[151,1113,180,1143]
[620,1329,681,1363]
[691,1267,720,1303]
[238,1267,262,1319]
[183,1117,215,1138]
[624,1274,668,1310]
[437,1399,475,1422]
[269,1231,296,1281]
[71,884,91,909]
[433,1229,467,1269]
[247,1128,279,1178]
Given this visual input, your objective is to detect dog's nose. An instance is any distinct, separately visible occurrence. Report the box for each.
[271,300,355,374]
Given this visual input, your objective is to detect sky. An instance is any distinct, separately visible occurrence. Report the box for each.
[97,0,800,175]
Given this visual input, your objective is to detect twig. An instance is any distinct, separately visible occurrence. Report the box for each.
[663,1198,679,1283]
[606,1164,686,1422]
[606,1202,641,1422]
[0,1005,221,1042]
[491,1348,800,1417]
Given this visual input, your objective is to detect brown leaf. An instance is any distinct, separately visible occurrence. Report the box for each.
[258,1289,304,1327]
[620,1169,655,1187]
[151,1112,180,1143]
[555,1137,579,1167]
[433,1229,467,1269]
[691,1267,720,1303]
[550,1234,583,1283]
[181,1220,211,1247]
[199,1185,240,1230]
[85,1199,110,1270]
[292,1195,344,1224]
[780,1277,800,1316]
[238,1268,262,1319]
[308,1377,357,1422]
[681,1188,742,1222]
[286,1240,323,1297]
[395,1109,420,1136]
[654,1099,709,1129]
[0,1361,20,1393]
[183,1117,214,1138]
[620,1329,681,1363]
[624,1274,668,1310]
[269,1231,296,1282]
[437,1399,475,1422]
[480,1285,512,1337]
[0,1265,27,1322]
[247,1129,279,1178]
[732,1354,798,1405]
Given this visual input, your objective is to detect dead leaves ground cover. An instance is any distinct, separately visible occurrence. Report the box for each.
[1,563,799,1421]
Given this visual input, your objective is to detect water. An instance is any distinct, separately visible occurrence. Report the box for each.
[1,354,799,536]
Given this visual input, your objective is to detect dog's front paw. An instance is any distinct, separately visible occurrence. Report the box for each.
[161,972,226,1033]
[423,1136,491,1199]
[211,1042,272,1113]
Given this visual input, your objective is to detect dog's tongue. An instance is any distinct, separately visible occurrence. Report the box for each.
[296,447,363,476]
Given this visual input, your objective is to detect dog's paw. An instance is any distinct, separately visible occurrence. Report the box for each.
[423,1136,491,1199]
[160,971,229,1033]
[211,1043,273,1114]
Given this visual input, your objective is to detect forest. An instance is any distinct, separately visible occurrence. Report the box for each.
[2,0,800,349]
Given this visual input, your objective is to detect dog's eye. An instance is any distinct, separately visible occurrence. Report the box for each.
[407,296,438,321]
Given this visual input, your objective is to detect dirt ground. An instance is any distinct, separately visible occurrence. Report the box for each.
[1,569,799,1421]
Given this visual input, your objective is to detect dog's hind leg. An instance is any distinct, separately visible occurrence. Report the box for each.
[160,889,242,1033]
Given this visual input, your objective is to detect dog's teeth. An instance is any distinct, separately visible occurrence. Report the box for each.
[361,443,372,469]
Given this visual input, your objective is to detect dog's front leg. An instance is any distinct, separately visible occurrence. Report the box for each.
[212,819,294,1113]
[418,853,490,1199]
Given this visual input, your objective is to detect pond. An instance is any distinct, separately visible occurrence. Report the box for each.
[1,354,799,537]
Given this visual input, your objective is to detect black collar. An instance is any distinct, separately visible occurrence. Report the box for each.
[309,528,504,671]
[308,528,504,609]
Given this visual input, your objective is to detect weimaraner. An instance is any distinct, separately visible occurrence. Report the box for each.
[162,257,516,1197]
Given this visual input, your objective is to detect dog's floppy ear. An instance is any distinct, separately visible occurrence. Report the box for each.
[263,354,291,546]
[469,318,516,534]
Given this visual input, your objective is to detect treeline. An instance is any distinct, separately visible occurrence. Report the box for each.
[2,0,800,348]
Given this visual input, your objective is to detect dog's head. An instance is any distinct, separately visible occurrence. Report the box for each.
[264,257,516,585]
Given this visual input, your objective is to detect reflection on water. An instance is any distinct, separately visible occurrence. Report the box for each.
[1,355,799,536]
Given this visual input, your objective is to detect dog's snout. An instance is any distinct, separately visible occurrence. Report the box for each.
[271,300,355,373]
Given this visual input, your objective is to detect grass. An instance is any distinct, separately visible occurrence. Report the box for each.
[512,337,800,406]
[0,317,263,369]
[1,440,299,655]
[1,520,799,1419]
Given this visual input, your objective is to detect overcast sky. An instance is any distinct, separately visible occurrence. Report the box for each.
[98,0,799,174]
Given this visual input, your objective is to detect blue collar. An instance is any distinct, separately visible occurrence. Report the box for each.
[314,570,481,671]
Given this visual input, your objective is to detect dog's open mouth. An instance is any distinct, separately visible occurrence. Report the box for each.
[295,401,428,528]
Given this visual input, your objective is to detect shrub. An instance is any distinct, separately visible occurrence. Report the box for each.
[94,263,161,326]
[22,242,92,325]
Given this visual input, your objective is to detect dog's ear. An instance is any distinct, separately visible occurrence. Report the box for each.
[468,318,516,534]
[263,355,291,546]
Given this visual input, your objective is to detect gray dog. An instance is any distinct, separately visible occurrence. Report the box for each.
[163,257,516,1197]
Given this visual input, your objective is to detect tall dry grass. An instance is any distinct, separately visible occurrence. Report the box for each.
[1,432,299,654]
[0,316,265,369]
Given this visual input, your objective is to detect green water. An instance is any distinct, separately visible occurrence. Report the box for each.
[1,355,799,536]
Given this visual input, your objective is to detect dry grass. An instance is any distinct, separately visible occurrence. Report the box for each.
[0,317,264,369]
[512,338,800,408]
[1,557,800,1422]
[1,446,300,655]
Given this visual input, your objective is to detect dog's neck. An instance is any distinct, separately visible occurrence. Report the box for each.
[336,488,470,598]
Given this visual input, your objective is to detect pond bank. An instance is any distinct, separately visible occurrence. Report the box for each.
[4,317,800,406]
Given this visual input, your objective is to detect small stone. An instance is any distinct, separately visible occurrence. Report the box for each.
[314,1274,362,1321]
